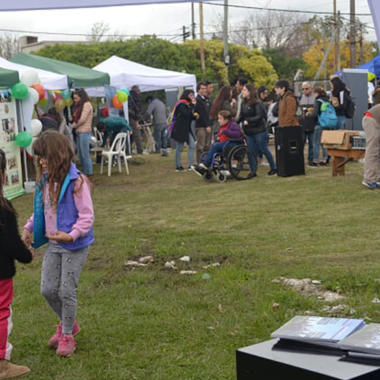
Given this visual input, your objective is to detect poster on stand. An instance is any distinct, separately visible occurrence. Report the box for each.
[0,99,25,199]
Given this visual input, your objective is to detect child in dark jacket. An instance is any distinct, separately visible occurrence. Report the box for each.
[0,149,33,379]
[193,111,242,174]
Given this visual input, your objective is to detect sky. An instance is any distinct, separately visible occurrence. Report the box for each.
[0,0,376,44]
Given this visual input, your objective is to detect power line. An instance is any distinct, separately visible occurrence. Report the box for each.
[203,1,372,16]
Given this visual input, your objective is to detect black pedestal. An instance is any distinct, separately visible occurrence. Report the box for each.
[236,339,380,380]
[275,126,305,177]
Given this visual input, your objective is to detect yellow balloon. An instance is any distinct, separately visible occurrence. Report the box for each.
[54,98,66,112]
[64,98,73,107]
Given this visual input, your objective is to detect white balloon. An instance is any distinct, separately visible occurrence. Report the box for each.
[31,119,43,137]
[28,88,39,104]
[20,70,40,87]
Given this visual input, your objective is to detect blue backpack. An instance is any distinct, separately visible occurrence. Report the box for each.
[317,99,338,129]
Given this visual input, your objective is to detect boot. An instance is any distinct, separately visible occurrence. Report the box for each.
[0,359,30,379]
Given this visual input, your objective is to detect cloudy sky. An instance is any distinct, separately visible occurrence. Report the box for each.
[0,0,375,44]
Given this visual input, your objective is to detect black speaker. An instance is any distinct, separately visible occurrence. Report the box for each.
[275,127,305,177]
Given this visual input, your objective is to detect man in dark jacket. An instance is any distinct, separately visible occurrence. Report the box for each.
[128,85,143,154]
[299,82,316,166]
[194,82,212,163]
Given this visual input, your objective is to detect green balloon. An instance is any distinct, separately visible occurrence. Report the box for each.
[16,131,33,148]
[11,82,29,100]
[116,90,128,103]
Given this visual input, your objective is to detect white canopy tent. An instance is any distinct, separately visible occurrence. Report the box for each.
[86,55,196,96]
[0,57,68,90]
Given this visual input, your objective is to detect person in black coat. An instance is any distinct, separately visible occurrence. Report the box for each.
[330,76,352,129]
[171,90,197,171]
[0,149,33,379]
[237,84,277,177]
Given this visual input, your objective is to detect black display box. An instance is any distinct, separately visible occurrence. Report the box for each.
[236,339,380,380]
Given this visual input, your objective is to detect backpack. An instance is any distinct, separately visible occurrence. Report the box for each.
[317,99,338,129]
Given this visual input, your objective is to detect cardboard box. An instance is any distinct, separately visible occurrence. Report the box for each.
[321,130,359,150]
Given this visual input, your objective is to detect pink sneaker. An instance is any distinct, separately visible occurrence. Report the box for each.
[48,321,80,349]
[56,334,76,357]
[48,324,62,349]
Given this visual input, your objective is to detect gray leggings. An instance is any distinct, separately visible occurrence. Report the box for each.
[41,243,89,335]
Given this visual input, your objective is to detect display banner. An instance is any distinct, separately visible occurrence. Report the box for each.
[0,100,25,199]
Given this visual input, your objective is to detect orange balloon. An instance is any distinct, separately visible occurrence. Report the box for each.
[112,95,123,109]
[31,83,45,100]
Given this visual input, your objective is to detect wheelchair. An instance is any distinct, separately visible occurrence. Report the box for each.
[199,139,255,182]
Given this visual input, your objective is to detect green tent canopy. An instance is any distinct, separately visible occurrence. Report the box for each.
[0,66,19,88]
[11,53,110,88]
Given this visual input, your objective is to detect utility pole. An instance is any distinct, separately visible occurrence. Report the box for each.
[350,0,356,67]
[199,1,206,76]
[359,22,363,64]
[191,1,196,39]
[223,0,229,66]
[182,26,190,42]
[333,0,338,72]
[337,11,341,72]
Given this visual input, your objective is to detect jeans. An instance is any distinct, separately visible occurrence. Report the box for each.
[77,132,93,175]
[337,115,346,130]
[313,125,328,162]
[204,141,231,166]
[303,130,314,164]
[174,133,195,168]
[245,131,276,173]
[153,123,168,151]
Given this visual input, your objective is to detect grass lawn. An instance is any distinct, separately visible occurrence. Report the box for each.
[9,151,380,380]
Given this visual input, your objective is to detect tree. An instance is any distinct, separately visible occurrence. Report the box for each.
[87,22,110,43]
[0,34,20,59]
[303,39,375,78]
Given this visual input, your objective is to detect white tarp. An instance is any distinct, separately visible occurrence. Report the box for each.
[0,57,68,89]
[87,55,196,96]
[0,0,208,11]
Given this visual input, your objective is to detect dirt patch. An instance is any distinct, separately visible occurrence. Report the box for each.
[272,277,344,303]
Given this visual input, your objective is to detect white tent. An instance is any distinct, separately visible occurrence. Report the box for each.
[0,57,68,89]
[87,55,196,96]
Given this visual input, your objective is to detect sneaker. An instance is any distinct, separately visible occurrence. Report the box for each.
[176,166,185,172]
[308,162,319,167]
[259,161,269,167]
[191,165,206,177]
[48,321,80,349]
[161,150,169,157]
[56,334,76,357]
[247,172,257,179]
[362,181,379,189]
[198,163,209,171]
[267,169,277,176]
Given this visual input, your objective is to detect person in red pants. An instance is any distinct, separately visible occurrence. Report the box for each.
[0,149,33,379]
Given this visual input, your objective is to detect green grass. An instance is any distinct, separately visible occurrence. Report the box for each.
[9,152,380,379]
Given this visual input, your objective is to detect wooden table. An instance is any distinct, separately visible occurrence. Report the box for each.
[326,149,365,176]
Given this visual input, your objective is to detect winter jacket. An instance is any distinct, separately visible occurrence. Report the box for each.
[171,102,196,144]
[128,90,141,122]
[145,98,167,125]
[278,91,299,127]
[299,93,316,132]
[0,201,32,279]
[331,90,351,117]
[194,95,211,128]
[237,101,267,136]
[30,162,94,251]
[217,121,243,142]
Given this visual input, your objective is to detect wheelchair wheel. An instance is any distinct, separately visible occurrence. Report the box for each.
[228,145,254,180]
[217,173,227,183]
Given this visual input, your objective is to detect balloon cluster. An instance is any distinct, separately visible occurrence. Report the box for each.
[112,88,130,109]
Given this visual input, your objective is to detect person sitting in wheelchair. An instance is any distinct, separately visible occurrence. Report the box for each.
[193,110,242,176]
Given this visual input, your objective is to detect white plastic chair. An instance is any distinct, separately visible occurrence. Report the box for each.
[100,132,131,176]
[90,129,104,158]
